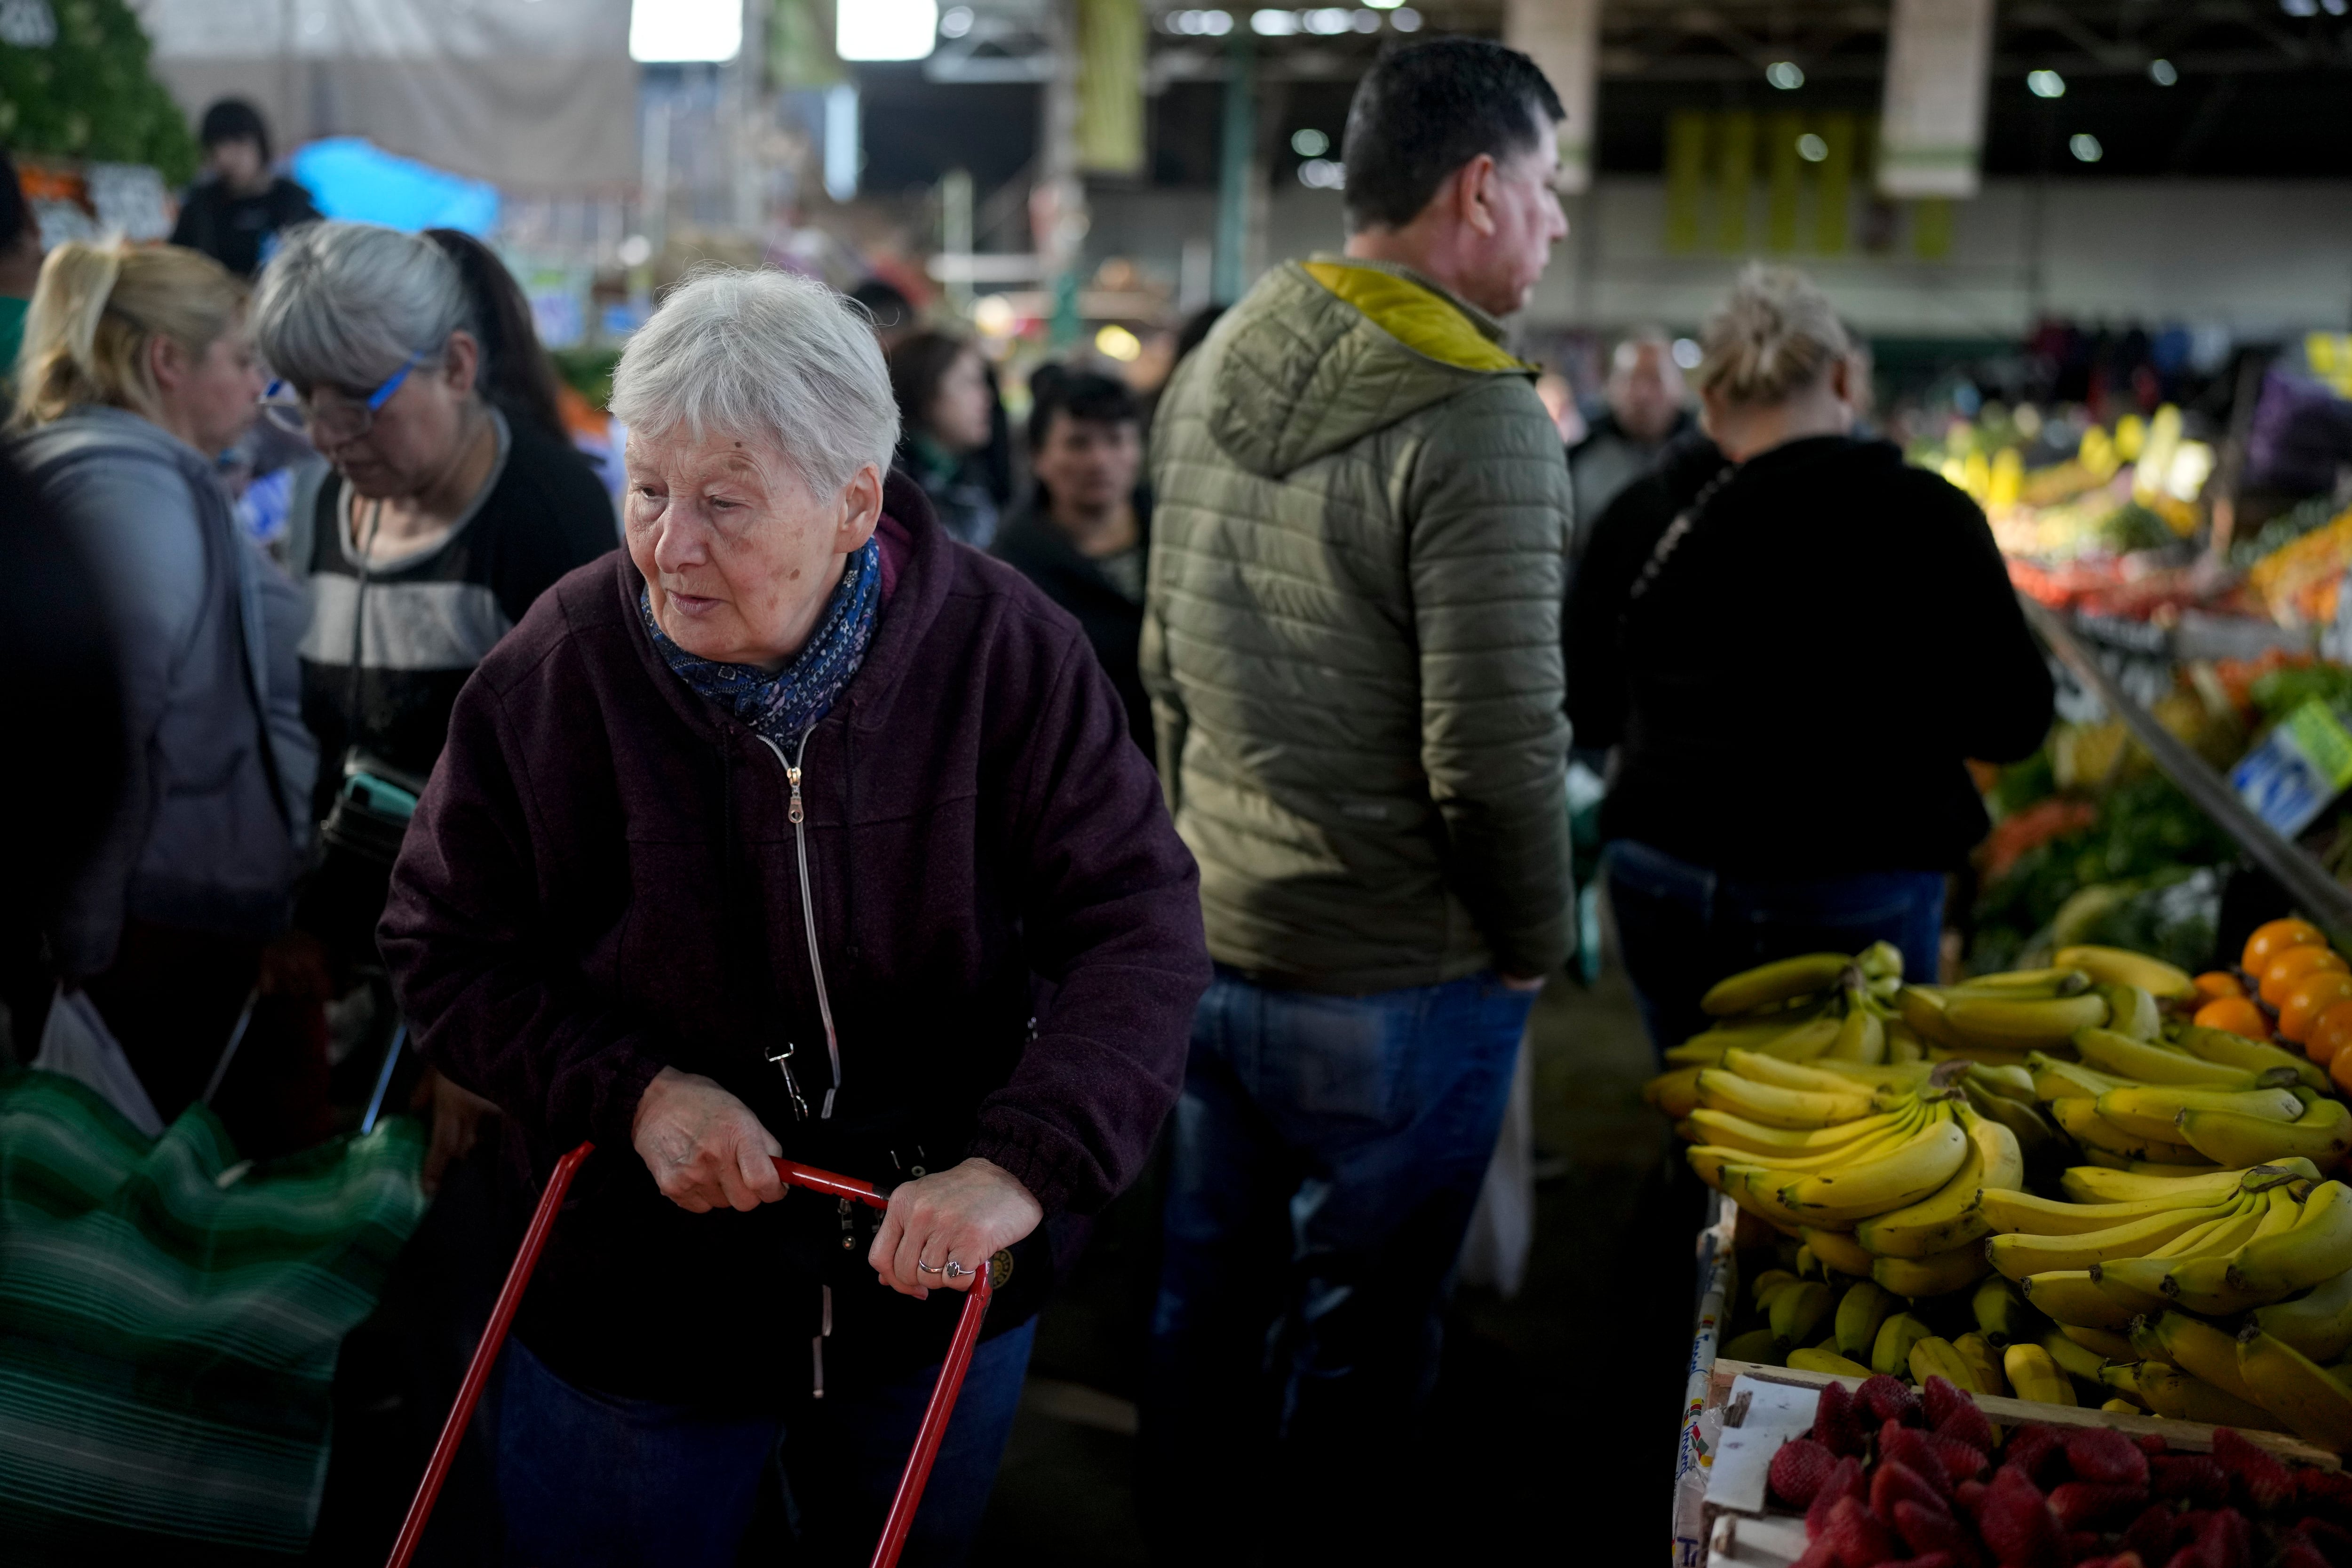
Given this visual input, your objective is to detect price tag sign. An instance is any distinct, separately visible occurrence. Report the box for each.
[2232,699,2352,839]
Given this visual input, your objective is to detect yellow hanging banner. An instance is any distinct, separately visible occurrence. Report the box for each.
[1664,111,1708,254]
[1715,111,1754,253]
[1765,112,1803,253]
[1814,112,1855,255]
[1076,0,1145,176]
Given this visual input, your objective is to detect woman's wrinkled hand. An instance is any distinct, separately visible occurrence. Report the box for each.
[868,1158,1042,1299]
[631,1067,785,1213]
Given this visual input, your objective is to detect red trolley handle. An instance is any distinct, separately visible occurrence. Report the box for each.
[387,1143,1006,1568]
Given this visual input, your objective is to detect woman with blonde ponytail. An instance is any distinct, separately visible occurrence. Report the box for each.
[11,239,322,1154]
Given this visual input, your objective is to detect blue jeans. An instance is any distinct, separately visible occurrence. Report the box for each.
[1605,837,1946,1055]
[494,1318,1035,1568]
[1142,966,1534,1551]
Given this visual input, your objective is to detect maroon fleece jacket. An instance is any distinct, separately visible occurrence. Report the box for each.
[379,473,1208,1400]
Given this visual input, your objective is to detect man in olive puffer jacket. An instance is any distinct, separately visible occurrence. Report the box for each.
[1140,37,1574,1548]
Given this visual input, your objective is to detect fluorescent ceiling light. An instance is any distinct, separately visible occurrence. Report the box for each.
[839,0,938,61]
[630,0,740,62]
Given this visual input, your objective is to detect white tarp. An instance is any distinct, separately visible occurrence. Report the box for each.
[1876,0,1994,199]
[1503,0,1598,196]
[132,0,637,191]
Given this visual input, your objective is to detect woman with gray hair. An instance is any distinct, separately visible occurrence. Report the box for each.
[377,266,1208,1565]
[1565,263,2053,1049]
[248,222,611,1140]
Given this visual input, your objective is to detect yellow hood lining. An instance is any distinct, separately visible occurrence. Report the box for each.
[1301,261,1533,375]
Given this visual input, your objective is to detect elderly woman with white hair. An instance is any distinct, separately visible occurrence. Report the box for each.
[379,267,1208,1565]
[1565,264,2053,1051]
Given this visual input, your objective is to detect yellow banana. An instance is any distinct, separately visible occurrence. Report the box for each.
[2050,1096,2211,1165]
[1722,1046,1878,1095]
[1834,1280,1895,1361]
[1896,986,1966,1048]
[1770,1279,1836,1348]
[2144,1311,2265,1408]
[2134,1360,2288,1430]
[1872,1312,1934,1376]
[1909,1335,1984,1395]
[2249,1268,2352,1363]
[2061,1161,2317,1204]
[1643,1067,1703,1119]
[1787,1346,1874,1377]
[1969,1063,2039,1102]
[1808,1060,1935,1091]
[1971,1274,2031,1346]
[1689,1111,1923,1186]
[2004,1345,2079,1401]
[1964,1082,2064,1165]
[1682,1105,1911,1157]
[1750,1268,1799,1310]
[1802,1226,1878,1279]
[1857,941,1904,982]
[2055,945,2197,1001]
[1887,1022,1926,1064]
[2097,982,2162,1042]
[1987,1200,2244,1281]
[2063,1323,2141,1362]
[2233,1180,2352,1297]
[1664,1008,1832,1065]
[2152,1188,2312,1314]
[1748,1015,1846,1062]
[1824,1002,1888,1064]
[1985,1186,2238,1236]
[2074,1027,2255,1087]
[1694,1069,1882,1130]
[2097,1085,2306,1143]
[2237,1327,2352,1449]
[2025,1269,2139,1330]
[1772,1112,1971,1226]
[1944,991,2110,1048]
[1721,1327,1781,1366]
[1702,954,1853,1017]
[2180,1095,2352,1170]
[2029,1053,2133,1102]
[1951,967,2094,997]
[2039,1327,2106,1382]
[2100,1360,2151,1404]
[1955,1331,2008,1397]
[2172,1023,2332,1094]
[1854,1107,2021,1258]
[1872,1239,1992,1298]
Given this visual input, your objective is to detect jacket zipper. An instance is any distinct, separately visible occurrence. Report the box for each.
[756,730,842,1121]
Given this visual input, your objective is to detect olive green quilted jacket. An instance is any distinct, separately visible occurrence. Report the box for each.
[1142,256,1574,993]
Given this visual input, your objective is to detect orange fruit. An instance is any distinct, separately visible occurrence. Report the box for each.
[2194,995,2272,1039]
[2280,970,2352,1044]
[2261,945,2351,1007]
[2309,1000,2352,1067]
[2245,918,2327,974]
[2333,1031,2352,1096]
[2194,971,2248,1002]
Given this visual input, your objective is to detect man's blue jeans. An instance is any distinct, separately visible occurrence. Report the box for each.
[493,1318,1035,1568]
[1142,965,1534,1550]
[1605,837,1947,1055]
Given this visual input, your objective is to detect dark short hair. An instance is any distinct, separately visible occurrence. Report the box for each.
[199,98,272,162]
[1340,38,1563,232]
[849,278,915,335]
[0,146,30,256]
[1026,363,1140,452]
[887,329,977,442]
[424,228,566,443]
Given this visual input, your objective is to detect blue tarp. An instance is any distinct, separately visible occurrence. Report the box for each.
[289,138,500,236]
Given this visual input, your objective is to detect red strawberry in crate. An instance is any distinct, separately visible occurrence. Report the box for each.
[1892,1497,1976,1562]
[2149,1456,2227,1509]
[2049,1481,2151,1531]
[1884,1424,1959,1496]
[2300,1469,2352,1524]
[2169,1507,2251,1568]
[2280,1541,2336,1568]
[1956,1479,1989,1517]
[2135,1434,2168,1456]
[1773,1437,1839,1508]
[1820,1495,1897,1568]
[2122,1501,2180,1562]
[1809,1456,1868,1538]
[1813,1377,1871,1458]
[1978,1465,2064,1568]
[1924,1376,1995,1451]
[2064,1428,2151,1488]
[2293,1519,2352,1566]
[1861,1373,1924,1426]
[2003,1425,2068,1488]
[2209,1430,2293,1512]
[1874,1459,1951,1524]
[1884,1555,1965,1568]
[1928,1432,1994,1486]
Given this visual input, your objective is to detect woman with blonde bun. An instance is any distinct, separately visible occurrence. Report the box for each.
[11,240,323,1151]
[1566,263,2054,1051]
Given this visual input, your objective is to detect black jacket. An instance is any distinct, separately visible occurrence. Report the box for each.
[991,496,1152,759]
[1566,433,2053,877]
[169,177,320,279]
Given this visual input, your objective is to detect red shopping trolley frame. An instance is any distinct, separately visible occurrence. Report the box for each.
[385,1143,1005,1568]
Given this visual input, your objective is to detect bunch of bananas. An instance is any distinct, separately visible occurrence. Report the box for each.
[1722,1266,2023,1402]
[2024,1023,2350,1172]
[1892,944,2197,1069]
[1681,1051,2025,1300]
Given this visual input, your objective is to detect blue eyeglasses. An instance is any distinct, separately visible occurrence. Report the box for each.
[260,352,423,441]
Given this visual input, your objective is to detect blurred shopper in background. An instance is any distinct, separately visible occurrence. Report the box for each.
[1566,265,2053,1052]
[992,364,1152,754]
[888,329,1001,549]
[849,276,919,349]
[0,148,42,387]
[170,99,320,280]
[422,227,568,445]
[1566,329,1692,569]
[1141,36,1573,1552]
[9,241,322,1149]
[251,221,611,1176]
[380,267,1207,1567]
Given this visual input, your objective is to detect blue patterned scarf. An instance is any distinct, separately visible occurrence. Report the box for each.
[640,539,882,745]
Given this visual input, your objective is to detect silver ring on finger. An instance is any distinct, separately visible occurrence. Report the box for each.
[943,1259,970,1281]
[916,1261,943,1275]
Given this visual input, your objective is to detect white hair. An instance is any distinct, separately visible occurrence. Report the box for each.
[1696,263,1851,408]
[251,221,475,391]
[610,266,900,495]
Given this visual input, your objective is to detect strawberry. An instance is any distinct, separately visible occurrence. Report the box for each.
[2078,1557,2147,1568]
[2301,1469,2352,1524]
[1883,1556,1964,1568]
[1978,1465,2065,1568]
[1821,1495,1898,1568]
[2197,1506,2252,1568]
[1957,1479,1989,1517]
[1892,1497,1978,1563]
[1862,1373,1924,1426]
[2281,1543,2336,1568]
[2135,1434,2169,1456]
[2005,1425,2069,1487]
[1884,1424,1960,1497]
[2065,1427,2151,1488]
[1794,1541,1842,1568]
[1775,1437,1840,1508]
[2048,1481,2150,1531]
[1929,1433,1994,1486]
[1811,1456,1868,1539]
[1923,1375,1974,1432]
[1875,1459,1952,1525]
[1814,1377,1871,1457]
[2209,1430,2292,1512]
[2122,1502,2180,1563]
[2148,1456,2227,1508]
[2294,1519,2352,1567]
[2062,1532,2104,1562]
